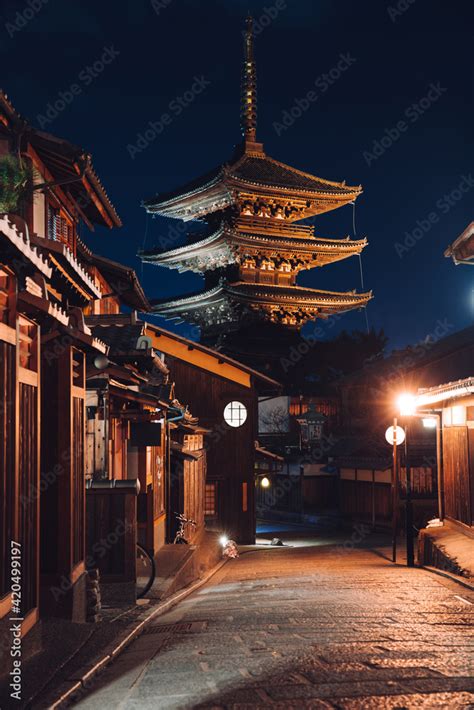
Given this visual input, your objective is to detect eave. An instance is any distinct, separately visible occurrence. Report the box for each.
[444,222,474,264]
[0,215,52,278]
[151,281,372,316]
[143,149,362,222]
[79,246,151,311]
[140,223,367,273]
[30,235,101,300]
[0,88,122,230]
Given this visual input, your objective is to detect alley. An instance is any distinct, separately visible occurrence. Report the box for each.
[72,532,474,709]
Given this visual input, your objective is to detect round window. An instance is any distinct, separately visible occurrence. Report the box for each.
[223,401,247,428]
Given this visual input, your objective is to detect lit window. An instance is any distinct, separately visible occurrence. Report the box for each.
[205,483,217,517]
[223,401,247,428]
[451,405,466,425]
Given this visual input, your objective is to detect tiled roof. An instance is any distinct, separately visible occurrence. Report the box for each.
[0,89,121,229]
[144,146,361,208]
[229,282,372,304]
[90,324,145,353]
[229,155,360,195]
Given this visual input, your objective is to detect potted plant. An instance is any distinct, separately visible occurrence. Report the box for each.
[0,154,34,216]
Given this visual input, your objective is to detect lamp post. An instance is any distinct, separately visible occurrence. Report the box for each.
[385,422,405,563]
[397,394,417,567]
[421,412,443,522]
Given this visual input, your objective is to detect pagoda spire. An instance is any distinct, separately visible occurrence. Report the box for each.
[240,15,258,146]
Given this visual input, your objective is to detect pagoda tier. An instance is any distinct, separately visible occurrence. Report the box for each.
[141,219,367,280]
[143,146,362,223]
[151,281,372,332]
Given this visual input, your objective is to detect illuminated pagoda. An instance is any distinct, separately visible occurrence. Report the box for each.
[141,18,371,370]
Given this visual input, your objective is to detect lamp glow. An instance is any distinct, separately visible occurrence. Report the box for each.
[219,535,229,547]
[397,393,417,416]
[260,476,270,489]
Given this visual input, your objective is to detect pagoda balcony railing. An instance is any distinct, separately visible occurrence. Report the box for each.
[234,217,315,239]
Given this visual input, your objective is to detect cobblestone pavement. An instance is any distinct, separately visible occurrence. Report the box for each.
[74,532,474,709]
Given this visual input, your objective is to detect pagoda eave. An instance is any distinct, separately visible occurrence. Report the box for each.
[140,223,367,274]
[151,283,372,330]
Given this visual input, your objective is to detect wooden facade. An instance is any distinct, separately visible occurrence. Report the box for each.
[417,382,474,529]
[443,425,474,526]
[0,88,122,651]
[142,323,279,543]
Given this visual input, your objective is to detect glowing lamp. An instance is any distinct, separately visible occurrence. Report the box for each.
[260,476,270,489]
[397,393,417,416]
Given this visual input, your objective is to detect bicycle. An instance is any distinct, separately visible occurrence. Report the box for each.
[173,512,196,544]
[136,543,156,598]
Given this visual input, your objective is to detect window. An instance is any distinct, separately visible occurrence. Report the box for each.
[204,483,217,517]
[47,203,74,250]
[223,401,247,428]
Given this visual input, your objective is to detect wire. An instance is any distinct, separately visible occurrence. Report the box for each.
[351,201,370,334]
[140,211,149,281]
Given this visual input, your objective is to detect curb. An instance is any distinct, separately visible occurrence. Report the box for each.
[45,558,228,709]
[419,564,474,592]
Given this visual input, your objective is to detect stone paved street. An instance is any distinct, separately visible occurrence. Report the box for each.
[74,532,474,709]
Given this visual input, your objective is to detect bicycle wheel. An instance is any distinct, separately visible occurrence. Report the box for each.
[136,543,156,598]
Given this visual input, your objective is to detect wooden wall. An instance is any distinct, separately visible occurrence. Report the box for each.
[166,357,257,544]
[443,426,473,526]
[0,340,15,606]
[40,344,86,620]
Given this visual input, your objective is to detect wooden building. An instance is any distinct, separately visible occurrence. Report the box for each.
[335,320,474,529]
[0,88,123,658]
[416,378,474,529]
[87,314,280,543]
[140,17,371,366]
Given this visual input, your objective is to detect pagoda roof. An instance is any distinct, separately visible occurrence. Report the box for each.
[141,222,367,273]
[151,281,372,321]
[143,145,362,221]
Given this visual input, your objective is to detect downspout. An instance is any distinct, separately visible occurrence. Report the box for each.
[165,405,185,541]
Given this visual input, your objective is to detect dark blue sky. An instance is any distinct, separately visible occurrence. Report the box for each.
[2,0,472,350]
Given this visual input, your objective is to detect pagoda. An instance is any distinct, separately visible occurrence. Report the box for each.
[141,18,372,366]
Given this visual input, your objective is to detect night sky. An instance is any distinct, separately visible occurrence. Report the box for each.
[2,0,472,351]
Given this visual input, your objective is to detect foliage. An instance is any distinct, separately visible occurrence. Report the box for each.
[288,328,389,392]
[0,154,34,214]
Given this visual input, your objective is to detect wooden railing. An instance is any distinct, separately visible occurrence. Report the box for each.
[235,217,315,238]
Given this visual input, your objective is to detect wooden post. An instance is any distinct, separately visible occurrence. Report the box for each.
[392,417,398,563]
[436,415,443,521]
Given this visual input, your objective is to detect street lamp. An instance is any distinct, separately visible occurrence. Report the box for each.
[397,393,417,416]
